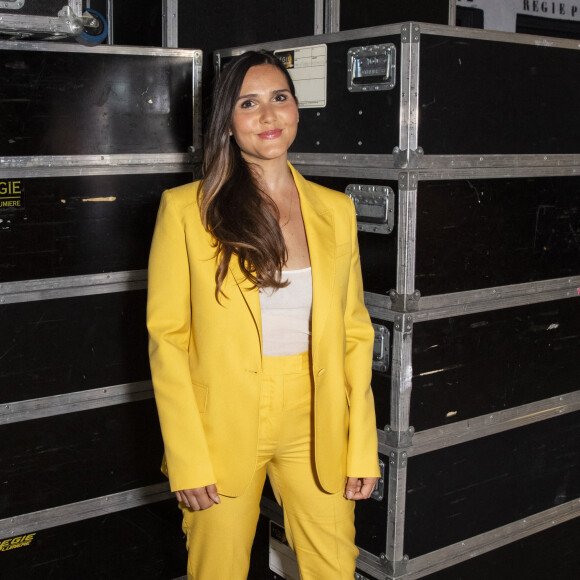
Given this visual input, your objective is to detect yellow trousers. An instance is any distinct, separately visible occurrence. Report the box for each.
[181,351,358,579]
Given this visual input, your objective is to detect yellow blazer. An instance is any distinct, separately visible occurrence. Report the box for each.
[147,163,379,496]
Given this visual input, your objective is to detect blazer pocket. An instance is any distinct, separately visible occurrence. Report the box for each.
[335,241,351,258]
[192,381,208,413]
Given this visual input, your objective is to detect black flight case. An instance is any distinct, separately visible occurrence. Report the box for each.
[0,1,108,43]
[215,21,580,580]
[0,39,201,578]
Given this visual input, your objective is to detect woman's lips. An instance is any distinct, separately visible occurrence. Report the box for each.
[258,129,282,139]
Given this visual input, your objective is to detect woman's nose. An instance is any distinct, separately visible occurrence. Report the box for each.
[260,103,275,123]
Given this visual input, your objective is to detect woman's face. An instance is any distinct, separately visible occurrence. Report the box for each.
[230,64,299,166]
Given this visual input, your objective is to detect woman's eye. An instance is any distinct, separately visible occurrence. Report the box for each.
[240,100,255,109]
[274,94,287,102]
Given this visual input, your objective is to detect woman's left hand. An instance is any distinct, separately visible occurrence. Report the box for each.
[344,476,378,500]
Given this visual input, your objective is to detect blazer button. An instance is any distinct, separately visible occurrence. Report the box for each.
[317,368,326,377]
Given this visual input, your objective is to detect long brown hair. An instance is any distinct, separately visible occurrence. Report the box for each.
[199,51,298,300]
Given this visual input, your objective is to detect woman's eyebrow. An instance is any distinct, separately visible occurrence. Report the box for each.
[236,88,291,101]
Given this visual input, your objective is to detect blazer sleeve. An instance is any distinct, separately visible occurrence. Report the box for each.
[343,199,380,478]
[147,190,217,491]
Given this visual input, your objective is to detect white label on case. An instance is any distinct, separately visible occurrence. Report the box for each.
[274,44,327,108]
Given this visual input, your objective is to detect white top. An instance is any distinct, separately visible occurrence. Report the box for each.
[259,267,313,356]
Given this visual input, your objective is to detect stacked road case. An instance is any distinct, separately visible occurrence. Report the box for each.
[0,1,107,43]
[215,22,580,579]
[0,39,201,577]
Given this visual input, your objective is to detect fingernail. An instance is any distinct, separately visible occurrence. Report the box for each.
[213,496,220,504]
[347,491,353,499]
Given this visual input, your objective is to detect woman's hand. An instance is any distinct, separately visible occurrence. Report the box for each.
[344,477,378,501]
[176,484,220,510]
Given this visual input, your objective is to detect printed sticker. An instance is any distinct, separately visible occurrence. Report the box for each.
[275,44,327,108]
[0,179,24,210]
[0,533,37,552]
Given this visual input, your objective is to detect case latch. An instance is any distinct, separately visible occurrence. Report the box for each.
[346,184,395,234]
[372,323,390,373]
[347,44,396,92]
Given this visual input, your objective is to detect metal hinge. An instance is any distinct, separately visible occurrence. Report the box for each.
[398,172,418,191]
[380,553,409,577]
[387,449,409,470]
[401,23,421,44]
[393,314,414,335]
[371,459,386,501]
[384,426,415,448]
[392,146,424,169]
[389,290,421,313]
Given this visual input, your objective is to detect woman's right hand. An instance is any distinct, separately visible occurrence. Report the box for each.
[176,484,220,511]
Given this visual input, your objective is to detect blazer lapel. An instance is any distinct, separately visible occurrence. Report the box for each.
[290,164,336,354]
[229,260,262,356]
[226,163,337,358]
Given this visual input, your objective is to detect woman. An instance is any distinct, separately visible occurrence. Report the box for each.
[147,51,379,579]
